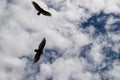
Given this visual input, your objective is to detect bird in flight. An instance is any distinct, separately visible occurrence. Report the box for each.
[32,1,51,16]
[34,38,46,63]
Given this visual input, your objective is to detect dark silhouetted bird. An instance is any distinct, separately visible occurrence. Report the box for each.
[32,1,51,16]
[34,38,46,63]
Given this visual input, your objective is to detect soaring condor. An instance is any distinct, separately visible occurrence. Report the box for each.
[34,38,46,63]
[32,1,51,16]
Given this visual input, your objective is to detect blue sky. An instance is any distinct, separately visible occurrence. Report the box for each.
[0,0,120,80]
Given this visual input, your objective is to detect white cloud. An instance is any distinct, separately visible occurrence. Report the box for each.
[0,0,120,80]
[50,58,92,80]
[79,0,120,13]
[0,55,26,80]
[36,63,52,80]
[106,61,120,80]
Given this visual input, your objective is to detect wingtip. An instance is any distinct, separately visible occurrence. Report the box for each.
[31,1,37,6]
[49,13,52,16]
[34,58,38,63]
[47,13,52,16]
[31,1,34,4]
[43,37,46,44]
[43,37,46,40]
[31,1,35,3]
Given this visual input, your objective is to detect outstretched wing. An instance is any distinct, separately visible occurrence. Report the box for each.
[32,1,43,11]
[34,52,40,63]
[38,38,46,51]
[42,10,52,16]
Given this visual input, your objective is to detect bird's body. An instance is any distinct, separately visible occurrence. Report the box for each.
[34,38,46,63]
[32,1,51,16]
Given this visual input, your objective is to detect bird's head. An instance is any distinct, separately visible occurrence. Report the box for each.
[34,49,38,52]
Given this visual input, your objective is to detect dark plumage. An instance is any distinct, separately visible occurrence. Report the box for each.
[34,38,46,63]
[32,1,51,16]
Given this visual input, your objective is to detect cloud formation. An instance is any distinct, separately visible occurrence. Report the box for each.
[0,0,120,80]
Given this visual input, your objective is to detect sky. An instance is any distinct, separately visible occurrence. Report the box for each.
[0,0,120,80]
